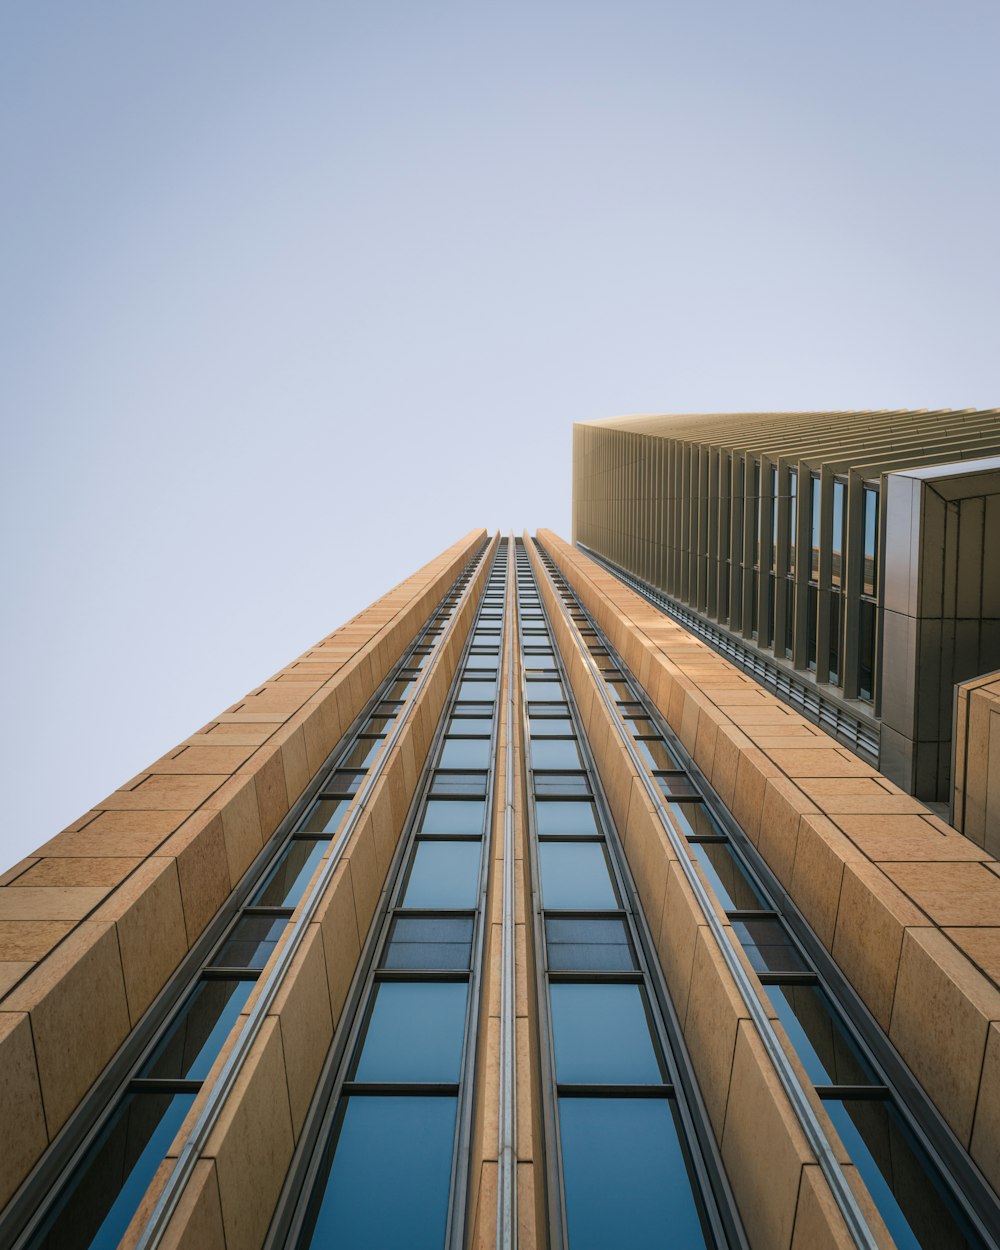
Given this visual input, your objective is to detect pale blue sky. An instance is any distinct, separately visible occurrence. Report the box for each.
[2,2,998,870]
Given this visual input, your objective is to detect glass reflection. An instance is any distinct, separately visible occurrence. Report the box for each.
[538,842,617,910]
[252,839,327,908]
[353,982,467,1083]
[550,983,662,1084]
[304,1096,457,1250]
[403,841,482,909]
[559,1098,708,1250]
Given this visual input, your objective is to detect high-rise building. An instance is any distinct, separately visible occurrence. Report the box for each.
[572,410,1000,802]
[1,527,999,1250]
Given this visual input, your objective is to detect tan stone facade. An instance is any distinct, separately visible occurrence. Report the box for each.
[537,529,1000,1202]
[2,528,999,1250]
[0,530,486,1217]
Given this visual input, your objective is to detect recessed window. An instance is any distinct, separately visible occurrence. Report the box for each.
[546,917,635,971]
[530,738,582,770]
[764,985,875,1087]
[539,842,618,910]
[689,843,766,913]
[211,916,288,971]
[304,1096,457,1250]
[653,773,700,799]
[251,839,326,908]
[559,1098,708,1250]
[821,1099,978,1250]
[325,770,366,797]
[140,979,254,1080]
[383,917,474,970]
[341,736,384,770]
[732,918,808,974]
[536,800,599,837]
[430,770,488,797]
[530,717,575,737]
[300,797,351,835]
[534,771,591,797]
[403,841,482,909]
[439,738,491,769]
[353,982,467,1083]
[635,738,680,770]
[526,679,564,701]
[449,716,493,736]
[458,679,497,702]
[550,983,663,1084]
[667,802,724,840]
[26,1091,197,1250]
[420,799,485,835]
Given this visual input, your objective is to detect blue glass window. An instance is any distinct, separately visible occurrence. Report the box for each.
[526,680,564,701]
[300,797,351,835]
[546,918,635,971]
[823,1100,979,1250]
[430,771,488,797]
[534,772,591,797]
[538,842,617,910]
[342,736,384,770]
[689,843,766,912]
[211,916,287,970]
[531,739,582,770]
[458,679,496,702]
[448,716,492,735]
[305,1096,457,1250]
[26,1091,196,1250]
[529,717,574,737]
[421,799,485,835]
[732,918,807,974]
[141,979,254,1081]
[550,983,662,1084]
[559,1097,708,1250]
[667,802,724,840]
[439,738,491,769]
[251,839,326,908]
[383,917,473,970]
[636,737,680,771]
[765,985,875,1087]
[353,982,467,1083]
[535,801,599,837]
[403,841,482,909]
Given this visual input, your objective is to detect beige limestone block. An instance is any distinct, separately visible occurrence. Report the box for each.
[722,1022,813,1250]
[270,923,333,1140]
[0,886,109,922]
[11,858,141,887]
[684,928,748,1137]
[788,815,861,951]
[204,1017,295,1250]
[889,928,1000,1145]
[104,857,188,1023]
[0,1011,49,1208]
[832,861,926,1029]
[882,861,1000,926]
[313,861,360,1026]
[5,919,130,1136]
[971,1023,1000,1194]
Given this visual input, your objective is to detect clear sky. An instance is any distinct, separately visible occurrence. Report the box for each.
[2,2,998,871]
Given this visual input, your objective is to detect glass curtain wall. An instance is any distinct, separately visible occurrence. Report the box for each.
[14,543,490,1250]
[514,540,732,1250]
[533,538,991,1250]
[287,542,509,1250]
[858,485,879,703]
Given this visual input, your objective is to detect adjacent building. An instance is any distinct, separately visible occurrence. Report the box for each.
[1,526,999,1250]
[572,409,1000,801]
